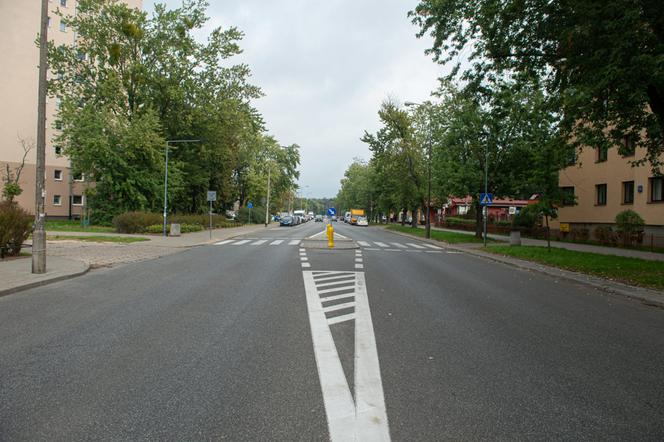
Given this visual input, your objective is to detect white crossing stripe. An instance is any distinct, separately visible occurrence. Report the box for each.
[327,313,355,325]
[323,301,355,313]
[270,239,284,245]
[214,240,234,245]
[355,264,364,269]
[289,239,301,246]
[391,243,407,248]
[320,293,355,302]
[317,286,356,295]
[251,239,267,245]
[301,257,309,261]
[317,279,355,289]
[406,243,425,249]
[423,243,442,250]
[357,241,370,247]
[374,242,389,248]
[301,262,311,268]
[355,258,363,263]
[233,239,251,245]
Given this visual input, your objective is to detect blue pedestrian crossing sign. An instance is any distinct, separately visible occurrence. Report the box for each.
[327,207,336,216]
[479,193,493,206]
[248,201,253,209]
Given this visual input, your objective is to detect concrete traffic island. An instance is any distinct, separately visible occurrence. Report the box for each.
[301,228,358,249]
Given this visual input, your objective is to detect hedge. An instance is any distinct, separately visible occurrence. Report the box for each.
[0,201,32,258]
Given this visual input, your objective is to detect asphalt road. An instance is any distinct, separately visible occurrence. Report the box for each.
[1,221,663,441]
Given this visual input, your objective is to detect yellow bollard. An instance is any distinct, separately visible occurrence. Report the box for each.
[327,223,334,248]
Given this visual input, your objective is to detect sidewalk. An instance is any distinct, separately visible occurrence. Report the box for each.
[427,225,664,261]
[0,223,276,296]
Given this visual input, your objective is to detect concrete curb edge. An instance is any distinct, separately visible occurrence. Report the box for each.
[0,262,91,298]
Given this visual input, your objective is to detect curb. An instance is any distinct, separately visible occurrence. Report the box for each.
[382,227,664,309]
[0,262,91,298]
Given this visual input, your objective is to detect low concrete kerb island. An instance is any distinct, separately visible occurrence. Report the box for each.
[0,256,90,297]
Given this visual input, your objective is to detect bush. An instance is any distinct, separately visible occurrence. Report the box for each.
[615,209,645,245]
[594,226,617,245]
[236,206,266,224]
[570,228,590,242]
[512,204,540,229]
[144,223,204,234]
[0,201,32,258]
[112,212,162,233]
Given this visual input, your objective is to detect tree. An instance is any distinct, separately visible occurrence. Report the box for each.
[2,137,33,203]
[410,0,664,171]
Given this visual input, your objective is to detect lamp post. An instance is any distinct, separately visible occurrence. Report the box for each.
[163,139,199,236]
[405,101,433,239]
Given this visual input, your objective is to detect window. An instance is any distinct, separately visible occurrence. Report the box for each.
[622,181,634,204]
[72,195,83,206]
[60,0,67,6]
[53,195,62,206]
[73,172,84,182]
[651,177,663,202]
[54,169,63,181]
[76,51,86,61]
[565,148,577,166]
[54,120,63,130]
[620,136,636,157]
[54,145,62,156]
[48,16,51,27]
[596,146,608,162]
[596,184,607,205]
[59,20,66,32]
[560,186,575,206]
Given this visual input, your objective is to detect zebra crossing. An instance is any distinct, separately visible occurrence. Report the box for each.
[214,237,444,253]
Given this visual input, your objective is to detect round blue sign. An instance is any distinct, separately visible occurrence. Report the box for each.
[248,202,253,209]
[327,207,336,216]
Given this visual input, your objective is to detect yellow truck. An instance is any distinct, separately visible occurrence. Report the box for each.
[350,209,365,225]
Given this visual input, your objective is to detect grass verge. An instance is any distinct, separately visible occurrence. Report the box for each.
[386,224,495,244]
[45,220,115,233]
[487,245,664,290]
[47,235,149,244]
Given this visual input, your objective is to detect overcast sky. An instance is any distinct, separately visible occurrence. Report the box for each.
[144,0,444,198]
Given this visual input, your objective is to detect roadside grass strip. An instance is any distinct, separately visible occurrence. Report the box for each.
[386,224,495,244]
[44,220,115,233]
[46,235,149,243]
[487,245,664,291]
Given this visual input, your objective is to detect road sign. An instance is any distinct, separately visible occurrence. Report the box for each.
[327,207,336,217]
[480,193,493,205]
[508,206,516,215]
[206,191,217,202]
[248,201,253,209]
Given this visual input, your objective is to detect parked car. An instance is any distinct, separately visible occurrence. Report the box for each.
[356,216,368,227]
[280,216,294,226]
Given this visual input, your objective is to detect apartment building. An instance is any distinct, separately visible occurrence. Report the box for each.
[554,143,664,235]
[0,0,141,218]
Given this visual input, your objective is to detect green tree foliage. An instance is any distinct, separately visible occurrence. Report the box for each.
[410,0,664,171]
[335,159,374,216]
[48,0,299,222]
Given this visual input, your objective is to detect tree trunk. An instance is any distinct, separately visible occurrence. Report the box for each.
[474,201,483,238]
[545,214,551,252]
[401,208,406,226]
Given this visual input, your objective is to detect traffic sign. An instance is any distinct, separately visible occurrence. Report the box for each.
[479,193,493,206]
[327,207,336,217]
[248,201,253,209]
[206,191,217,202]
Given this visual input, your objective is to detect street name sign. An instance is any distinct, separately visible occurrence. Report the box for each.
[480,193,493,206]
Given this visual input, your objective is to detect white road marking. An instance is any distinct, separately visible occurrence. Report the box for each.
[317,286,356,295]
[405,249,423,253]
[232,239,251,245]
[357,241,370,247]
[374,242,389,248]
[364,248,380,251]
[301,257,309,261]
[302,271,390,441]
[270,239,284,245]
[327,313,355,325]
[425,250,443,254]
[391,243,407,248]
[423,243,442,250]
[355,258,363,263]
[320,293,355,302]
[214,240,234,245]
[323,301,355,313]
[251,239,267,245]
[316,279,356,289]
[355,263,364,269]
[301,262,311,268]
[289,239,301,246]
[406,243,425,249]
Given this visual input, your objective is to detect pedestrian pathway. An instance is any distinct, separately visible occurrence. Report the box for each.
[214,238,445,253]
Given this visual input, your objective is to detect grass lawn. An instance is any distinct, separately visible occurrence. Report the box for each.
[386,224,495,244]
[46,235,149,244]
[45,220,115,233]
[487,245,664,290]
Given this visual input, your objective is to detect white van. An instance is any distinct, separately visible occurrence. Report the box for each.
[344,212,351,223]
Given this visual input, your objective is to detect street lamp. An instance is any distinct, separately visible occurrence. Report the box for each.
[405,101,433,239]
[163,139,200,236]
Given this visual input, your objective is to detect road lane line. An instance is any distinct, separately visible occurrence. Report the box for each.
[355,258,363,263]
[289,239,301,246]
[250,239,267,246]
[327,313,355,325]
[232,239,251,245]
[425,250,442,254]
[301,262,311,268]
[301,257,309,261]
[302,272,356,441]
[374,242,389,247]
[323,301,355,313]
[355,264,364,269]
[357,241,370,247]
[423,243,442,250]
[406,243,425,249]
[270,239,284,245]
[214,240,234,245]
[320,293,355,303]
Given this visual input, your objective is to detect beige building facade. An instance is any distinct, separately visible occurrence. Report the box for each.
[554,144,664,234]
[0,0,141,218]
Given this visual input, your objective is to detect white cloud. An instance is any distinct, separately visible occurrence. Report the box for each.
[143,0,443,197]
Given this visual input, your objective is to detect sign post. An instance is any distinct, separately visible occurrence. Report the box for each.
[248,201,253,224]
[207,191,217,239]
[479,192,493,248]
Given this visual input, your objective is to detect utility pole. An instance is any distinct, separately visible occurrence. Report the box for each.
[32,0,48,274]
[483,142,488,248]
[264,166,271,227]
